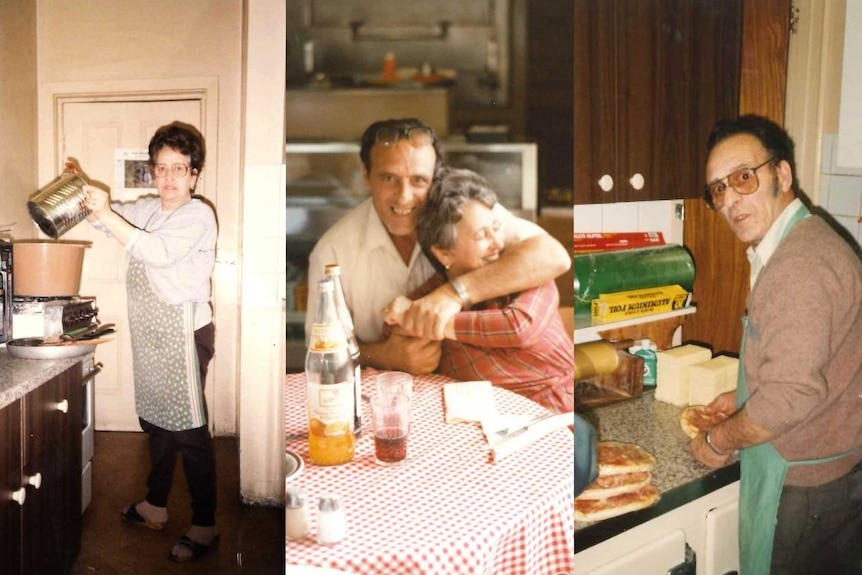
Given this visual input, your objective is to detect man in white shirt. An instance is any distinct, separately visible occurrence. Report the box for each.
[307,118,570,373]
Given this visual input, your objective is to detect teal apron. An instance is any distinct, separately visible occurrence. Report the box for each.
[737,204,854,574]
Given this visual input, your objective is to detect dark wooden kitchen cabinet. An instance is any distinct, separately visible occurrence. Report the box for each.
[0,364,82,574]
[574,0,743,204]
[0,400,23,575]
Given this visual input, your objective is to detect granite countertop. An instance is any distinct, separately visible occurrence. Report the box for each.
[574,390,740,551]
[0,347,87,410]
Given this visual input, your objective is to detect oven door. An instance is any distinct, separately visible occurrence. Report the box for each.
[81,357,101,513]
[0,242,12,343]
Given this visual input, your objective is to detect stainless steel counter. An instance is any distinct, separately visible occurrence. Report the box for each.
[574,390,740,550]
[0,347,86,410]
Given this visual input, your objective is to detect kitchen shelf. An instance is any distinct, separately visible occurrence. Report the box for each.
[574,306,696,349]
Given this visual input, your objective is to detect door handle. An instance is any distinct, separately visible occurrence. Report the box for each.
[11,487,26,505]
[667,543,696,575]
[28,472,42,490]
[598,174,614,192]
[57,399,69,413]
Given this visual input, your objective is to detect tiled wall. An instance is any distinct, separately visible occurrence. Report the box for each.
[573,199,685,245]
[818,134,862,248]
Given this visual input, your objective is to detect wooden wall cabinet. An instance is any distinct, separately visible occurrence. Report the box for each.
[574,0,743,204]
[0,365,82,575]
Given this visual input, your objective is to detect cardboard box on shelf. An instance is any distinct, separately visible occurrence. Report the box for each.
[574,232,665,254]
[590,285,691,324]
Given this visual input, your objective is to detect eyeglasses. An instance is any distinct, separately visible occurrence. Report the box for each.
[152,163,193,178]
[375,125,436,147]
[703,157,775,210]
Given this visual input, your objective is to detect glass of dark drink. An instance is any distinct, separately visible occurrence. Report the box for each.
[370,393,410,466]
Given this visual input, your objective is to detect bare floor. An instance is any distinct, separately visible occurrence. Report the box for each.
[72,431,284,575]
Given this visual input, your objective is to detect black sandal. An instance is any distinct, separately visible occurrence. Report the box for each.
[169,534,220,562]
[120,503,166,531]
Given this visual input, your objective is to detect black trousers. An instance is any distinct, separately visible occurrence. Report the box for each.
[771,460,862,575]
[140,323,216,527]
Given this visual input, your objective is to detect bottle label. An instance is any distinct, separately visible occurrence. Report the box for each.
[309,322,347,352]
[635,349,657,387]
[308,380,354,436]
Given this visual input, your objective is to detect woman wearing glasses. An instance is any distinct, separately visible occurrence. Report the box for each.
[84,122,219,562]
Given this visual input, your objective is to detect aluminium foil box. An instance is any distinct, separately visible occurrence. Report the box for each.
[590,284,691,324]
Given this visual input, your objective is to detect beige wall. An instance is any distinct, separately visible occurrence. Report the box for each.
[785,0,847,202]
[35,0,243,437]
[238,0,287,504]
[821,1,847,133]
[0,0,39,237]
[30,0,287,503]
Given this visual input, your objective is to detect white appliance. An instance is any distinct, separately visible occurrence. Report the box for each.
[80,356,99,513]
[10,296,97,340]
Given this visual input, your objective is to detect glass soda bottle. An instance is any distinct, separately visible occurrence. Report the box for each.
[324,264,362,436]
[306,278,356,465]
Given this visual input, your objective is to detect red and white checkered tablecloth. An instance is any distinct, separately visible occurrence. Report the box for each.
[285,368,575,575]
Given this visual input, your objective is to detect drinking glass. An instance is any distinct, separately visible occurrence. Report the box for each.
[370,393,410,466]
[375,371,413,401]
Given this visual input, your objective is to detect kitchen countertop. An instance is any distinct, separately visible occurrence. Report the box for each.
[574,390,740,551]
[0,346,87,410]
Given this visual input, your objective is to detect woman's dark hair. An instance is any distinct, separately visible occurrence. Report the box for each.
[706,114,800,196]
[359,118,443,174]
[148,121,206,173]
[417,167,497,275]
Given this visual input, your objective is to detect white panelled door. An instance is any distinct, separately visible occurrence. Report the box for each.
[60,99,207,431]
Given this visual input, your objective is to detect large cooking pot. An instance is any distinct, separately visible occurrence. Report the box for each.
[12,240,90,297]
[27,161,92,239]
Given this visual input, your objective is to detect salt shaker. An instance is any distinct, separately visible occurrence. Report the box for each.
[285,487,310,540]
[316,494,347,545]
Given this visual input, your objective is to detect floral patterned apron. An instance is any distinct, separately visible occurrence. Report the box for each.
[126,257,204,431]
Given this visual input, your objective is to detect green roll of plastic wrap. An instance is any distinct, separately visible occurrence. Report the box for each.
[574,245,695,326]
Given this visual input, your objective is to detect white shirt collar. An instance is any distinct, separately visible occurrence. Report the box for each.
[363,199,423,268]
[746,198,805,288]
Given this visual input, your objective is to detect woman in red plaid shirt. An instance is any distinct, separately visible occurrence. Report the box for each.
[386,167,575,414]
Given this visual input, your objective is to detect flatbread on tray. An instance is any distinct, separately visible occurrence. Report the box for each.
[595,441,657,476]
[574,484,661,523]
[577,471,652,500]
[679,405,729,439]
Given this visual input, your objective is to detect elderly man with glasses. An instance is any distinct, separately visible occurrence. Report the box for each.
[305,118,570,374]
[691,114,862,575]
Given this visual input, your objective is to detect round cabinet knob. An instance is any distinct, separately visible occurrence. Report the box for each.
[57,399,69,413]
[12,487,26,506]
[629,173,645,190]
[28,473,42,490]
[598,174,614,192]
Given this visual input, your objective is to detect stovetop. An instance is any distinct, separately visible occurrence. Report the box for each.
[11,296,98,337]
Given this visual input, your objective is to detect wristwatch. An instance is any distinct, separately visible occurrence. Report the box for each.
[449,278,472,310]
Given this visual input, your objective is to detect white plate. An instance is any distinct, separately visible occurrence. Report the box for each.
[285,449,304,483]
[6,338,95,360]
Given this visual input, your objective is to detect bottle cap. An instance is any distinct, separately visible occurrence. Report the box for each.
[318,494,341,512]
[324,263,341,276]
[285,487,307,509]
